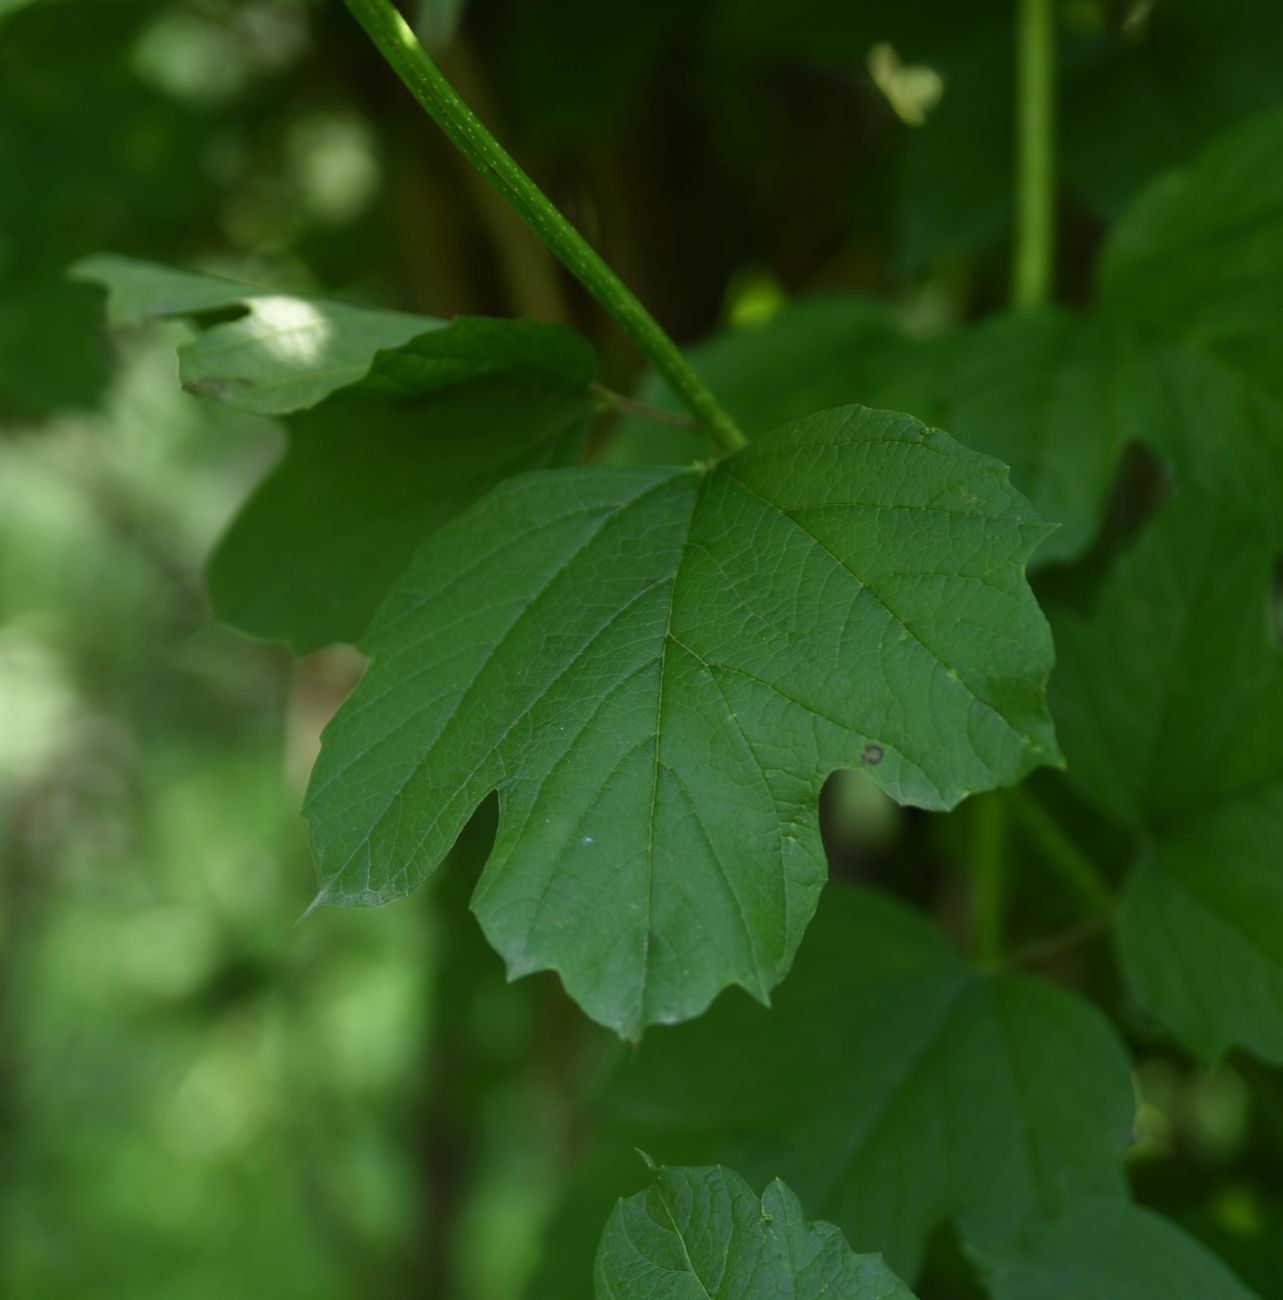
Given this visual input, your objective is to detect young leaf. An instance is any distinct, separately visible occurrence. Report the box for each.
[76,255,599,650]
[596,1164,917,1300]
[1097,105,1283,404]
[600,886,1134,1277]
[306,406,1060,1036]
[980,1200,1260,1300]
[1050,495,1283,1061]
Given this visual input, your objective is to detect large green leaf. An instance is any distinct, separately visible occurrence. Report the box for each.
[306,407,1059,1036]
[596,1163,916,1300]
[980,1201,1259,1300]
[77,256,599,650]
[598,886,1133,1278]
[1050,495,1283,1061]
[1097,105,1283,404]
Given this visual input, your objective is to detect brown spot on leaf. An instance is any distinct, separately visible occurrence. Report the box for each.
[862,744,884,766]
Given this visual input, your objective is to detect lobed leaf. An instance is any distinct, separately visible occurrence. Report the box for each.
[306,406,1059,1036]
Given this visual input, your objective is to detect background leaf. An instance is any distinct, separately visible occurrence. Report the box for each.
[1097,105,1283,405]
[593,886,1134,1281]
[980,1200,1260,1300]
[1050,495,1283,1062]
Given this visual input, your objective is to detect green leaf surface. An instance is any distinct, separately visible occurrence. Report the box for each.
[306,406,1059,1036]
[980,1200,1259,1300]
[1097,105,1283,404]
[599,886,1133,1278]
[78,255,599,651]
[595,1164,916,1300]
[1050,496,1283,1062]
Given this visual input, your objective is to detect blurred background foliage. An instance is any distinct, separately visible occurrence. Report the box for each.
[2,0,1282,1296]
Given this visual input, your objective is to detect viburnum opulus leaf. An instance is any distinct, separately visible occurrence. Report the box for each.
[306,406,1060,1036]
[595,1163,916,1300]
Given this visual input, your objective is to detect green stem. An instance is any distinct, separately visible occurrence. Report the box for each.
[1006,787,1115,919]
[1011,0,1056,308]
[970,793,1007,969]
[341,0,747,456]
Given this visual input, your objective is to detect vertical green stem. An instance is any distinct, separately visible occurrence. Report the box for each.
[341,0,747,456]
[1012,0,1056,308]
[1006,788,1114,919]
[970,793,1007,969]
